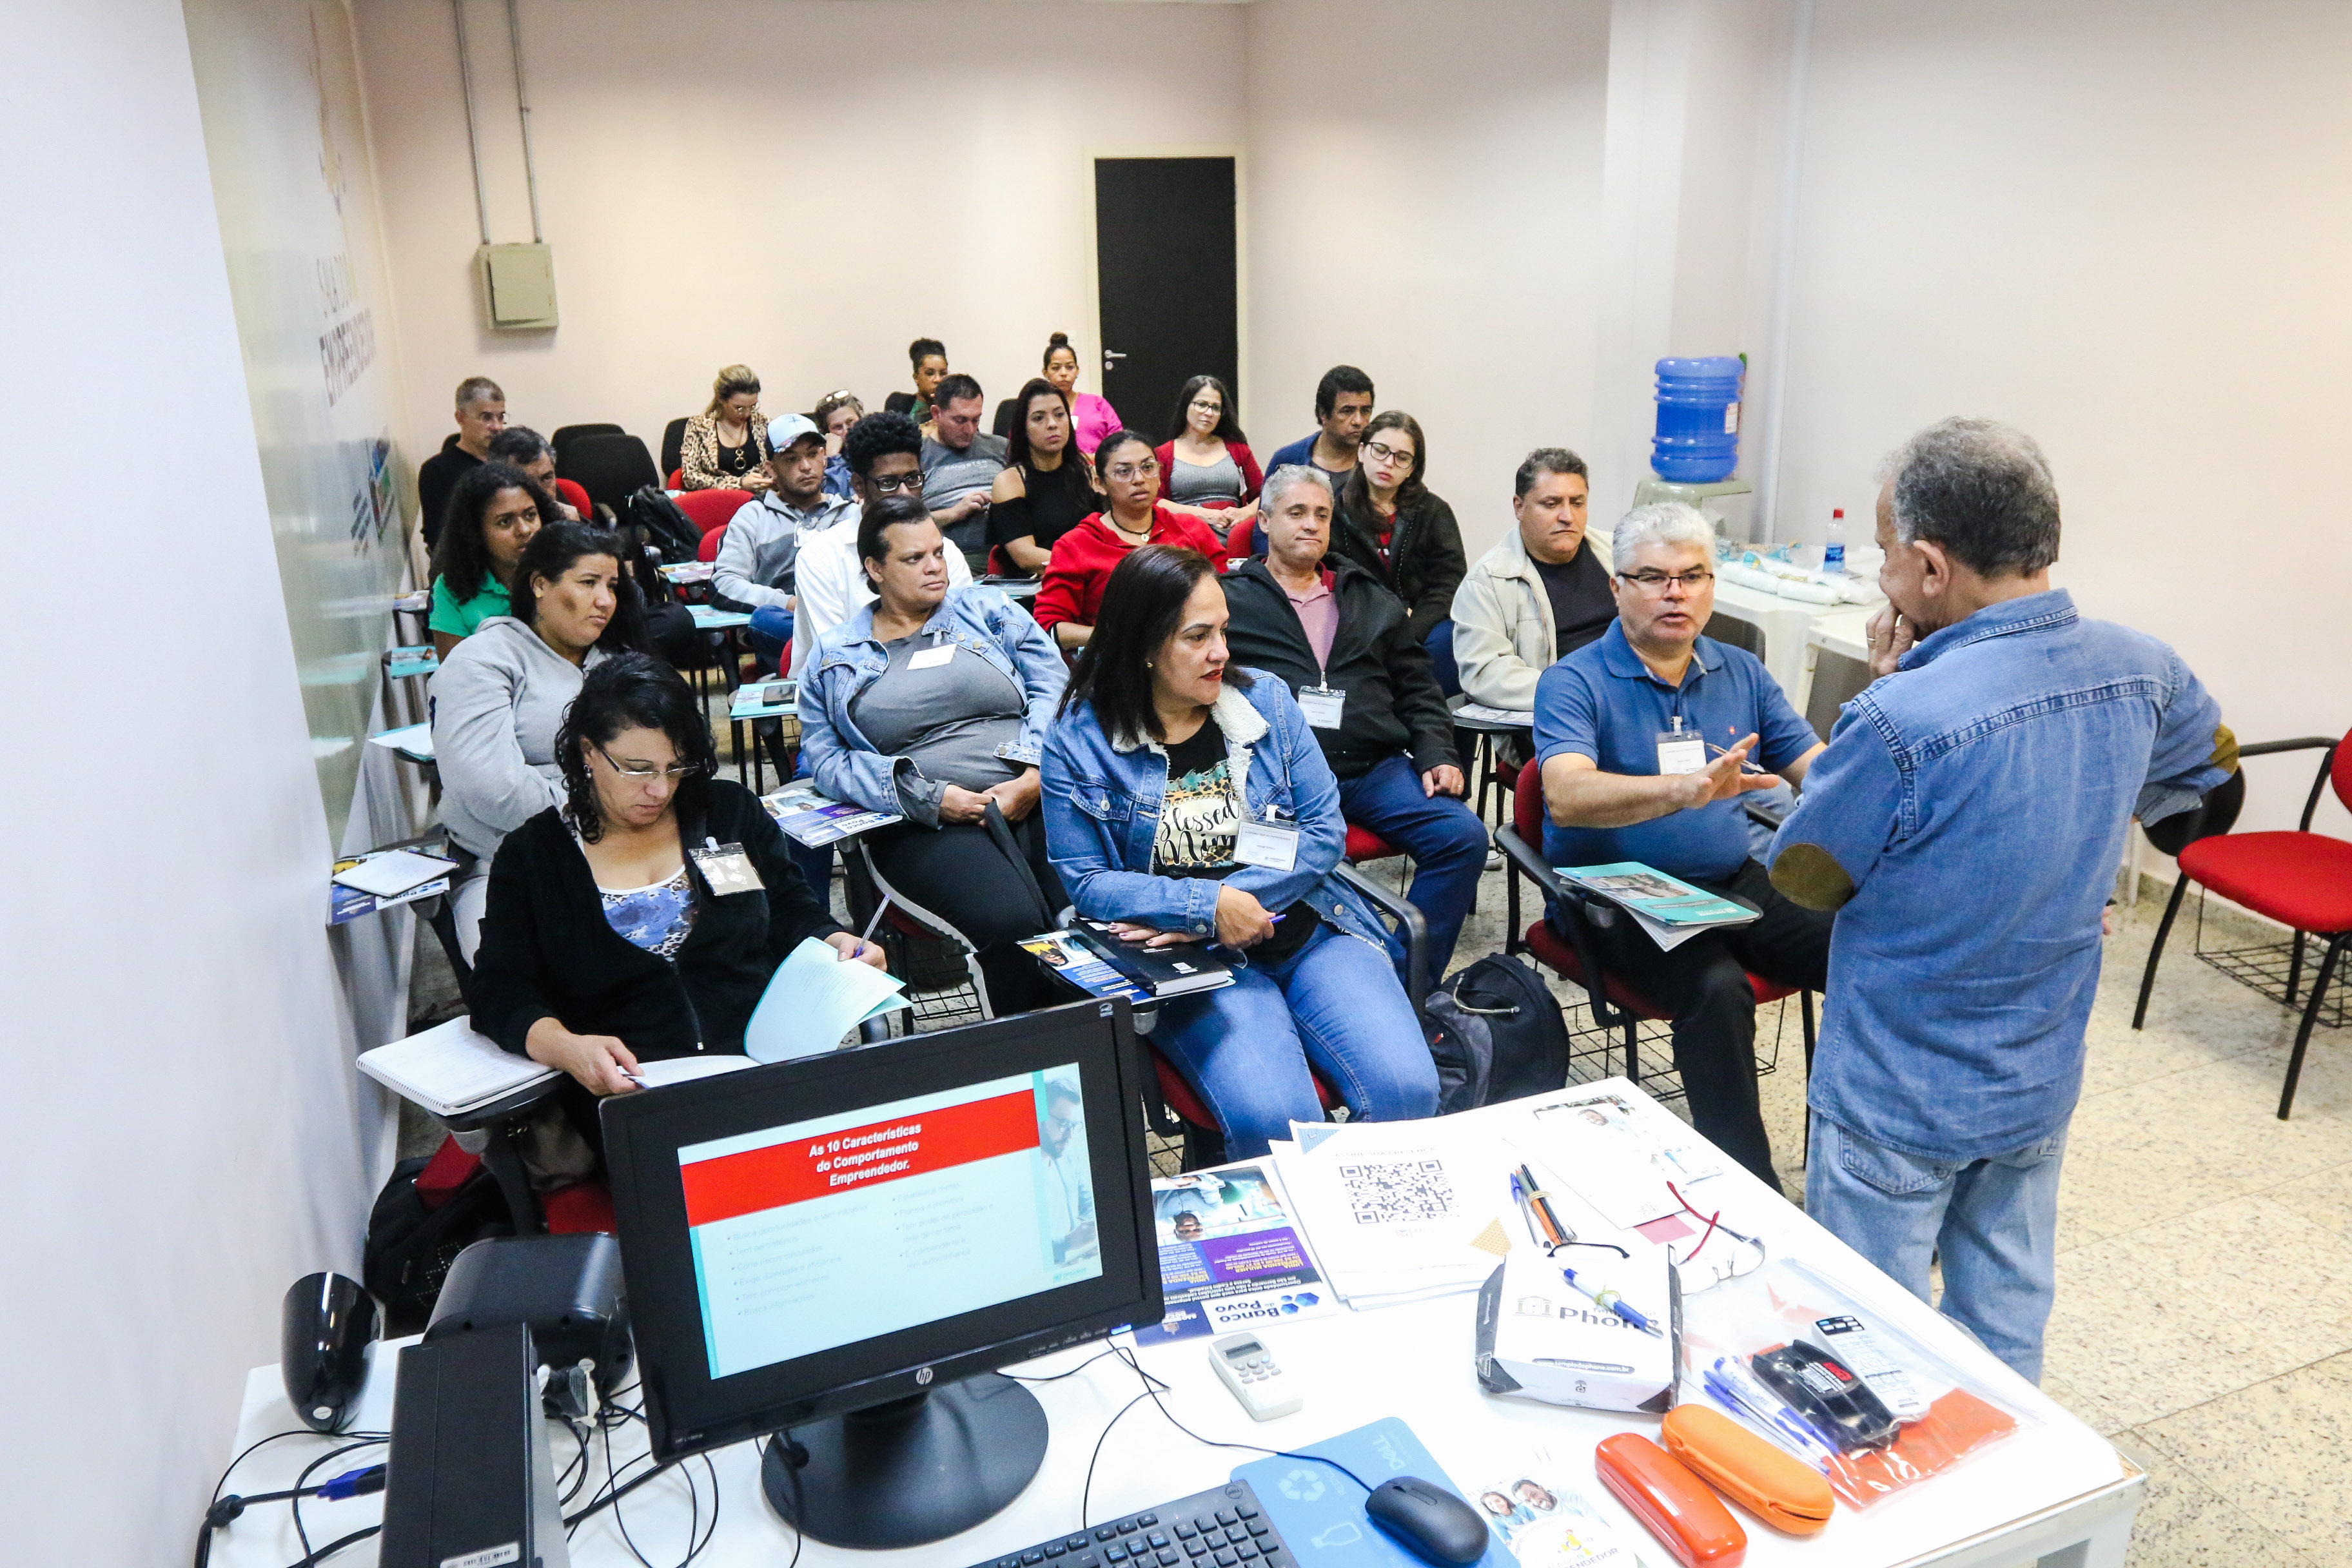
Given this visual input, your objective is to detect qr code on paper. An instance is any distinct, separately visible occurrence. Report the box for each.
[1337,1159,1455,1225]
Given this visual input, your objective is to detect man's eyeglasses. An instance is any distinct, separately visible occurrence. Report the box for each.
[868,471,924,495]
[1617,569,1716,593]
[1362,439,1415,467]
[595,742,704,783]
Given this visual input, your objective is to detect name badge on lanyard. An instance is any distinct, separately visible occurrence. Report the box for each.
[689,839,765,894]
[1297,685,1346,729]
[908,643,956,671]
[1655,715,1706,776]
[1233,806,1300,872]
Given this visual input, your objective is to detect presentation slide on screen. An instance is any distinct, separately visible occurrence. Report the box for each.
[679,1066,1104,1380]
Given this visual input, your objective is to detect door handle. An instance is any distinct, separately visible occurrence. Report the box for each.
[1102,350,1126,362]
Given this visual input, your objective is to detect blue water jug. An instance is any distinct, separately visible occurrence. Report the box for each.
[1651,356,1743,482]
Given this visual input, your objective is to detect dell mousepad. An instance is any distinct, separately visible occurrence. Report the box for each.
[1232,1416,1508,1567]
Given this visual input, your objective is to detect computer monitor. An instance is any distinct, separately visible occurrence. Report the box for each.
[601,998,1162,1550]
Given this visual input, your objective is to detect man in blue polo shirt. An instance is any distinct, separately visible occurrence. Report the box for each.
[1534,502,1829,1190]
[1768,418,2234,1382]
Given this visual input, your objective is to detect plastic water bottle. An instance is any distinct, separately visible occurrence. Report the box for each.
[1824,509,1847,574]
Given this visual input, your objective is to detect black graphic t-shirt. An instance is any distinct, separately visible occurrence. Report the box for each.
[1152,716,1317,963]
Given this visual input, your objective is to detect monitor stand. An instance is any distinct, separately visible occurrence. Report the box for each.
[761,1373,1048,1549]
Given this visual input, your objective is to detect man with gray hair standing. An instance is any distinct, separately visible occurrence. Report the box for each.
[1769,416,2236,1383]
[1533,500,1830,1189]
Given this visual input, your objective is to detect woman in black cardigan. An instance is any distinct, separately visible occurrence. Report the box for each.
[1328,409,1467,640]
[467,653,884,1098]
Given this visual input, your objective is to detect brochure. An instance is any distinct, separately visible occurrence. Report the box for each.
[1063,919,1233,999]
[384,644,439,680]
[689,605,752,629]
[1021,929,1149,1004]
[1554,862,1758,952]
[1453,702,1536,727]
[729,679,796,720]
[743,937,911,1062]
[657,560,716,584]
[329,843,453,925]
[1462,1449,1651,1567]
[1524,1090,1723,1229]
[1133,1162,1336,1346]
[760,779,901,847]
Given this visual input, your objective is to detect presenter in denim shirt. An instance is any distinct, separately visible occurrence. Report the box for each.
[1042,545,1440,1161]
[1768,419,2235,1383]
[1534,502,1830,1190]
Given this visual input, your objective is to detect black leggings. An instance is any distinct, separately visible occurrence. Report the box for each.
[864,813,1067,1015]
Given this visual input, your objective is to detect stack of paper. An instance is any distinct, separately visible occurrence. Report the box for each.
[1270,1117,1516,1308]
[743,937,910,1062]
[358,1017,556,1116]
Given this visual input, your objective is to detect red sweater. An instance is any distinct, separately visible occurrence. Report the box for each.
[1154,440,1264,508]
[1032,507,1229,631]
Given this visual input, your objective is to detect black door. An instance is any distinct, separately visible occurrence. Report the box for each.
[1094,157,1238,444]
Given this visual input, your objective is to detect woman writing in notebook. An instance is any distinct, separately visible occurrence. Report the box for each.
[468,655,883,1101]
[1039,545,1436,1161]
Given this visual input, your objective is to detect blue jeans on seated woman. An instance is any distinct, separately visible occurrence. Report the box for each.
[746,604,794,675]
[1154,922,1439,1161]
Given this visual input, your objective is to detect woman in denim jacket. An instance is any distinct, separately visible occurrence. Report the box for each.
[1041,544,1438,1159]
[800,496,1070,1010]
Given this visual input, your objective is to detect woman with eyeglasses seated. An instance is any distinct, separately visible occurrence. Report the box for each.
[801,496,1070,1013]
[427,461,549,659]
[680,364,772,492]
[1329,411,1466,643]
[1041,545,1438,1161]
[1031,429,1226,652]
[813,390,864,500]
[1041,331,1121,456]
[433,521,643,958]
[988,378,1100,577]
[792,410,974,678]
[469,653,885,1104]
[1155,375,1262,534]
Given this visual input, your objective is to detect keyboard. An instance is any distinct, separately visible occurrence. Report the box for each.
[968,1478,1295,1568]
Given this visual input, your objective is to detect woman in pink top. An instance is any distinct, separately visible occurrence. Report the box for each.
[1043,332,1121,455]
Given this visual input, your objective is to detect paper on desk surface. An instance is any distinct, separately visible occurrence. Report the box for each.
[1460,1445,1645,1567]
[1134,1161,1337,1345]
[1273,1118,1513,1307]
[331,847,457,897]
[357,1015,554,1114]
[743,937,910,1063]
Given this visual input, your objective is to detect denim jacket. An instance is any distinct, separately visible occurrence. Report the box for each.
[1768,589,2233,1161]
[798,584,1067,823]
[1041,673,1400,959]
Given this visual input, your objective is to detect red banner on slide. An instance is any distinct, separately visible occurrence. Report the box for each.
[682,1090,1041,1227]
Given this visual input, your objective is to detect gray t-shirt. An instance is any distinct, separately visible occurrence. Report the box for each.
[1167,449,1245,506]
[850,631,1026,823]
[922,433,1010,560]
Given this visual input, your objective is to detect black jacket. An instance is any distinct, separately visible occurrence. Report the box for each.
[1328,486,1467,639]
[1220,557,1459,781]
[467,779,842,1061]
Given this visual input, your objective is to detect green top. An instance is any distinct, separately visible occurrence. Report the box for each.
[428,574,512,638]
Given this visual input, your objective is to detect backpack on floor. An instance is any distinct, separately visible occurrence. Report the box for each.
[362,1143,516,1334]
[1427,953,1573,1112]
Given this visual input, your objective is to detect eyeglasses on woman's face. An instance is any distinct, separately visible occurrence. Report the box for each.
[1362,438,1415,469]
[1105,457,1160,484]
[594,741,702,783]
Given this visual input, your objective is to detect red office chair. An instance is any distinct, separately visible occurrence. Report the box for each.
[1494,759,1814,1101]
[676,487,752,534]
[2133,729,2352,1119]
[1223,514,1258,561]
[1149,1049,1340,1172]
[696,520,728,564]
[553,476,593,521]
[666,467,686,490]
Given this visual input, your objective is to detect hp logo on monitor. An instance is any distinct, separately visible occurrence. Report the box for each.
[916,1367,934,1386]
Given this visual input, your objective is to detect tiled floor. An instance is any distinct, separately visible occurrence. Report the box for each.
[406,770,2350,1565]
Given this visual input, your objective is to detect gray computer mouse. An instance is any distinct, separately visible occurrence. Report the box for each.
[1364,1476,1491,1566]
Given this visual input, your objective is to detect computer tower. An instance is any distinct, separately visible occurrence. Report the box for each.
[378,1321,569,1568]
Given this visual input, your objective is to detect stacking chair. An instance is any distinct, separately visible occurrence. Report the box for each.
[676,487,753,534]
[560,432,661,517]
[2133,729,2352,1118]
[1494,759,1814,1105]
[549,423,622,465]
[660,416,690,481]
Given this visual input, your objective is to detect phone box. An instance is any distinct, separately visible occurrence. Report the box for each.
[1475,1246,1679,1415]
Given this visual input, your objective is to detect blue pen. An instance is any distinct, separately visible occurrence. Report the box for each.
[1557,1262,1662,1337]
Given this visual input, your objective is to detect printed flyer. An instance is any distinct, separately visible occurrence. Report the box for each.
[1133,1163,1337,1345]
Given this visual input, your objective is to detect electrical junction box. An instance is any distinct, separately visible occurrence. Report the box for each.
[477,242,558,331]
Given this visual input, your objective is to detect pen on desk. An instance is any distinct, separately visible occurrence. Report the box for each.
[1515,1162,1573,1248]
[1557,1261,1663,1337]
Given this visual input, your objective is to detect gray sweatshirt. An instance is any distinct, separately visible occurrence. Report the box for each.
[712,491,858,610]
[429,617,605,860]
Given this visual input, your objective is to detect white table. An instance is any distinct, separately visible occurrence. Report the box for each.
[210,1083,2139,1568]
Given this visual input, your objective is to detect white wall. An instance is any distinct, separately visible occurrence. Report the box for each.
[354,0,1248,472]
[1772,0,2352,837]
[1244,0,1612,558]
[0,0,369,1558]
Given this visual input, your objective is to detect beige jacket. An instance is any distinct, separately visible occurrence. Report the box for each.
[1449,525,1612,712]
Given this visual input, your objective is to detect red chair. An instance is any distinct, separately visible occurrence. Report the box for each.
[696,520,728,565]
[1150,1048,1339,1171]
[1494,758,1814,1098]
[1224,514,1258,561]
[667,467,686,490]
[553,476,593,520]
[2134,729,2352,1119]
[676,487,752,534]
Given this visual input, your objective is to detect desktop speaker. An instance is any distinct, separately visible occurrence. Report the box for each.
[281,1272,378,1433]
[424,1233,632,1418]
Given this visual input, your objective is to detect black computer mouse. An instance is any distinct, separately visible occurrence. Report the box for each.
[1364,1476,1491,1566]
[281,1272,377,1433]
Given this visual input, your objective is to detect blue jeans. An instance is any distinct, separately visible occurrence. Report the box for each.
[746,604,794,674]
[1423,618,1461,698]
[1156,923,1439,1161]
[1805,1115,2068,1384]
[1336,754,1489,979]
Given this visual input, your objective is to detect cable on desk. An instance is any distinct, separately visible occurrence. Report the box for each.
[1113,1345,1379,1496]
[289,1438,391,1562]
[194,1429,389,1568]
[1001,1346,1124,1386]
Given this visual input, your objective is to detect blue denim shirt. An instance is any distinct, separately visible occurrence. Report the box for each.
[1767,590,2232,1161]
[798,584,1067,820]
[1040,673,1400,959]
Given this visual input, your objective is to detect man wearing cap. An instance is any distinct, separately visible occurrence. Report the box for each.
[714,413,856,674]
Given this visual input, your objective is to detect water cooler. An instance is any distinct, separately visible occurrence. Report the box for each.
[1629,356,1755,540]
